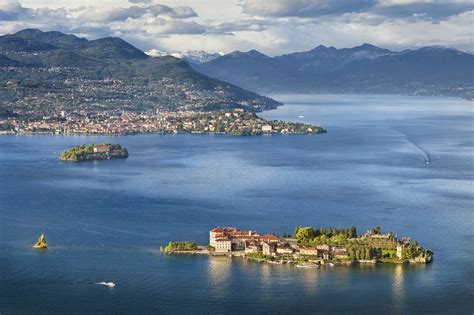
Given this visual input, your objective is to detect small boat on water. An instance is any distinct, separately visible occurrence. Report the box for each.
[296,264,319,269]
[328,262,335,267]
[299,115,305,118]
[97,282,115,288]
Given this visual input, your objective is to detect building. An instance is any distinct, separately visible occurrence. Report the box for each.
[94,144,111,153]
[316,244,330,251]
[262,242,276,256]
[215,238,232,253]
[210,227,258,252]
[298,246,318,256]
[245,240,261,254]
[276,242,294,255]
[396,243,404,259]
[332,247,349,259]
[261,125,272,132]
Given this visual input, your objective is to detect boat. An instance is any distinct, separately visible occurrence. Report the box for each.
[97,282,115,288]
[296,264,319,269]
[328,262,335,267]
[299,115,305,118]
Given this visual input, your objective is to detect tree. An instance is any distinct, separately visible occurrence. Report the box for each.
[295,226,314,243]
[348,226,357,238]
[372,226,381,235]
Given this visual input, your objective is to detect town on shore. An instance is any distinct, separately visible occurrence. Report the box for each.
[0,108,325,136]
[164,226,433,267]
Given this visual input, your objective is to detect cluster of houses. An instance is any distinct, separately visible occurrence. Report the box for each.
[209,227,350,260]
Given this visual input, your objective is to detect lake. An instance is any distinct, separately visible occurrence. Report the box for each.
[0,94,473,313]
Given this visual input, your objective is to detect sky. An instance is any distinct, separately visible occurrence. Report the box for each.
[0,0,473,56]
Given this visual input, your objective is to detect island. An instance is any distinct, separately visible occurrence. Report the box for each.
[165,226,433,267]
[60,143,129,162]
[33,234,48,249]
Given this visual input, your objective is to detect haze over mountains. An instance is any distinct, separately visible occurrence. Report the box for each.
[194,44,474,99]
[0,29,279,113]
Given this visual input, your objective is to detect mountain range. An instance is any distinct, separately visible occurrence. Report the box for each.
[194,44,474,99]
[0,29,280,113]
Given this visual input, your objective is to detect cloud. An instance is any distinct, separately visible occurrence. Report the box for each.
[0,0,472,56]
[372,1,474,21]
[241,0,474,21]
[79,4,197,22]
[0,0,27,21]
[0,1,204,40]
[242,0,377,17]
[129,0,152,4]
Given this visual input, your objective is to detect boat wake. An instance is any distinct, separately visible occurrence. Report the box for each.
[406,137,431,164]
[387,123,432,165]
[96,282,115,288]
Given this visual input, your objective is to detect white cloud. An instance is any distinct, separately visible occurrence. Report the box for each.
[242,0,377,17]
[0,0,472,55]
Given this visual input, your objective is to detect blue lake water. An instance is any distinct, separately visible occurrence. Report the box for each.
[0,94,473,313]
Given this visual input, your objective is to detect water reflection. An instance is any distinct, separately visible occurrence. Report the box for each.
[392,264,405,309]
[207,256,232,300]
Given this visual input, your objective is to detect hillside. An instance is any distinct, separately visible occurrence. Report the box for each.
[194,45,474,99]
[0,29,280,113]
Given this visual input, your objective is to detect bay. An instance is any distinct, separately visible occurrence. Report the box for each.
[0,94,473,313]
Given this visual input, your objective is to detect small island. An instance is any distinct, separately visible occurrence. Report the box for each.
[33,234,48,249]
[60,143,128,162]
[166,225,433,267]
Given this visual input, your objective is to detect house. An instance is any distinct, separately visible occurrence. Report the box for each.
[276,242,294,255]
[316,244,331,251]
[332,247,349,259]
[261,125,272,132]
[298,246,318,256]
[262,242,276,256]
[257,235,280,243]
[245,240,261,254]
[94,144,111,153]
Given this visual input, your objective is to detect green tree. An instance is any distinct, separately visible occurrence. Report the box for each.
[372,226,381,234]
[295,226,314,243]
[348,226,357,238]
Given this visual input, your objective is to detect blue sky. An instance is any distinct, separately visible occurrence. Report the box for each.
[1,0,472,55]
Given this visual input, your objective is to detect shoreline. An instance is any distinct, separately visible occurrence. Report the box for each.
[166,250,432,266]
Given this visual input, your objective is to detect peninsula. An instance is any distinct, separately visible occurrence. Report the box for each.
[166,226,433,266]
[1,109,325,136]
[60,143,128,162]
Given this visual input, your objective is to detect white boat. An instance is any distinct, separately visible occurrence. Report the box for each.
[97,282,115,288]
[296,264,319,269]
[299,115,305,118]
[328,262,335,267]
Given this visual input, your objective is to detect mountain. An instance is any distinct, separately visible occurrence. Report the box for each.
[195,44,474,99]
[170,50,223,65]
[196,50,295,91]
[0,54,20,67]
[145,49,223,64]
[276,43,394,73]
[0,29,280,113]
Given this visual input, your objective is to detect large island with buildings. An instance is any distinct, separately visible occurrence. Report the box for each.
[166,226,433,267]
